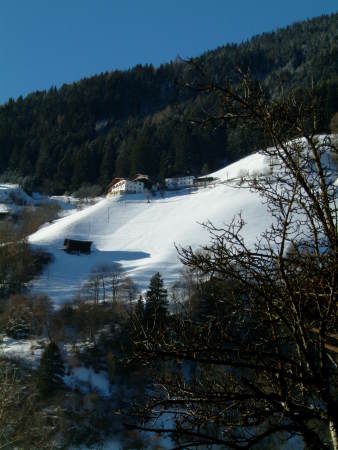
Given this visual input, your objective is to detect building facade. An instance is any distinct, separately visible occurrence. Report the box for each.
[107,178,144,196]
[164,176,195,190]
[193,177,217,188]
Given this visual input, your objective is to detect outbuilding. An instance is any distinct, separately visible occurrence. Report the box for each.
[64,239,92,254]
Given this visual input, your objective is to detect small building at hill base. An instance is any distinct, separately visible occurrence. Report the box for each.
[64,239,92,254]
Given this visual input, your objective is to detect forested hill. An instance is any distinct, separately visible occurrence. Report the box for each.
[0,13,337,194]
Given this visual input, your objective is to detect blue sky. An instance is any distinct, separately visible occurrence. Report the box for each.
[0,0,337,104]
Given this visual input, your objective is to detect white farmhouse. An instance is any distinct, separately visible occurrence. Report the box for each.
[164,176,195,190]
[107,178,144,196]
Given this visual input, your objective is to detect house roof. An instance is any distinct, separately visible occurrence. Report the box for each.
[194,177,216,182]
[165,175,195,180]
[132,174,149,182]
[108,178,126,189]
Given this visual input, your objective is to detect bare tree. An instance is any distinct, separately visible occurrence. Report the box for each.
[84,269,101,304]
[120,276,138,304]
[129,71,338,449]
[83,263,125,306]
[0,361,57,448]
[110,263,123,304]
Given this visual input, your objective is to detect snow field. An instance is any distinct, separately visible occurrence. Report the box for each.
[28,152,271,304]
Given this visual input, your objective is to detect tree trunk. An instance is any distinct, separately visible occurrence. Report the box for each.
[329,420,338,450]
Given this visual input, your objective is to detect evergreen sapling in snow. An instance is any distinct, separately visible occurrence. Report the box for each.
[144,273,168,328]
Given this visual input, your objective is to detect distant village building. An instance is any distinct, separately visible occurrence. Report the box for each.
[164,176,195,190]
[193,177,217,188]
[132,174,153,191]
[108,174,198,195]
[107,178,145,196]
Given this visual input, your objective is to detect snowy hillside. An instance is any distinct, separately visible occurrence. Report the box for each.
[0,184,34,213]
[26,136,337,305]
[28,153,278,303]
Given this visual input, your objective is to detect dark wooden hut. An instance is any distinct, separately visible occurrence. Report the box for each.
[64,239,92,254]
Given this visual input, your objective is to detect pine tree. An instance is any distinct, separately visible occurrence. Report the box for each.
[100,144,115,187]
[37,341,65,397]
[144,273,168,328]
[114,141,131,177]
[134,295,145,321]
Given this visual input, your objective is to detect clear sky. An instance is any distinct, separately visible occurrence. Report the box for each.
[0,0,337,105]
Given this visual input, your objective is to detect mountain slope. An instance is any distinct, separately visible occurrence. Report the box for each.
[28,153,271,303]
[1,14,337,193]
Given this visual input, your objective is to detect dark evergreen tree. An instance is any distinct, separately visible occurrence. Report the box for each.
[71,145,93,188]
[99,138,116,187]
[37,341,65,397]
[56,147,74,192]
[134,295,145,321]
[36,139,52,182]
[114,140,132,178]
[129,126,160,177]
[144,272,168,328]
[172,125,194,175]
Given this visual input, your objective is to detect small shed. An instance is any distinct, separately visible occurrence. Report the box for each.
[64,239,92,254]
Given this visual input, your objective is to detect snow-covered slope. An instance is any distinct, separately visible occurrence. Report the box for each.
[29,153,272,304]
[0,184,34,213]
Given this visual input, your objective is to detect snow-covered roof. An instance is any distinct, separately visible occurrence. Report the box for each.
[132,173,149,181]
[108,178,126,188]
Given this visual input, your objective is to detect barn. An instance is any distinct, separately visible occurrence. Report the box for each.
[64,239,92,254]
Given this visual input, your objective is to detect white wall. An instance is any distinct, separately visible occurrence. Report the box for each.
[165,176,194,189]
[109,179,144,195]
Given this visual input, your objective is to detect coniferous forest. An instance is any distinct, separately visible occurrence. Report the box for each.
[0,13,337,194]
